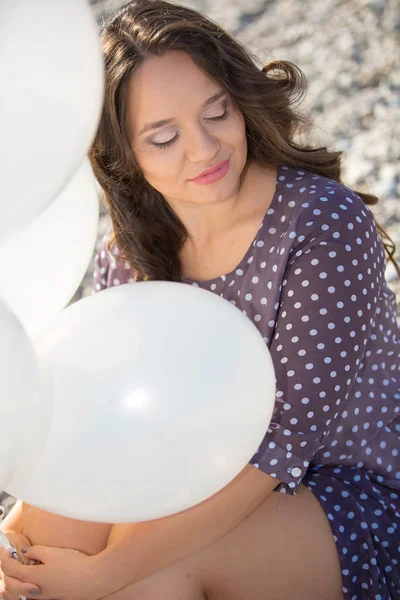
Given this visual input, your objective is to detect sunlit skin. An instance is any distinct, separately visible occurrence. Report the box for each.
[127,50,277,279]
[20,504,112,556]
[128,51,248,211]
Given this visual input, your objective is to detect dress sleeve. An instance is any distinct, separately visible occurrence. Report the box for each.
[92,234,135,294]
[92,237,110,294]
[250,191,386,493]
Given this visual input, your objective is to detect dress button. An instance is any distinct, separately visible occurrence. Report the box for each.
[291,467,302,478]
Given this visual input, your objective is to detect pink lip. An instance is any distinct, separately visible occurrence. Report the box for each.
[189,160,230,185]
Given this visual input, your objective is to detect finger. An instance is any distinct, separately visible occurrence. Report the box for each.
[2,574,40,598]
[0,547,8,563]
[20,547,49,565]
[19,557,30,567]
[3,591,22,600]
[0,554,25,579]
[13,552,35,567]
[13,538,31,558]
[0,556,39,591]
[3,593,20,600]
[6,549,23,563]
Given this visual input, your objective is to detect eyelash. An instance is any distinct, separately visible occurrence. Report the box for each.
[152,105,230,150]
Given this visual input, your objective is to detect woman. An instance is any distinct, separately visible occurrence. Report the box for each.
[1,1,399,599]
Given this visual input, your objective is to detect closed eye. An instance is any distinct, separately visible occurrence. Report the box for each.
[152,132,180,149]
[151,101,229,149]
[205,100,230,122]
[205,107,229,122]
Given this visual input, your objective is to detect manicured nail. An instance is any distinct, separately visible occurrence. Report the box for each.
[28,590,40,595]
[21,547,29,553]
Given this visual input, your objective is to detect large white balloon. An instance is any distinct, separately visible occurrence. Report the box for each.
[0,159,99,336]
[7,283,276,523]
[0,0,104,240]
[0,299,51,491]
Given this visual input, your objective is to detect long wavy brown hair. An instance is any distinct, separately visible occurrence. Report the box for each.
[89,0,399,282]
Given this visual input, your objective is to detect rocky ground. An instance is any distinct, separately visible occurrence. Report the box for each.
[79,0,400,307]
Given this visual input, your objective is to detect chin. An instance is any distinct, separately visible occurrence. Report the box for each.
[201,189,238,206]
[198,172,241,204]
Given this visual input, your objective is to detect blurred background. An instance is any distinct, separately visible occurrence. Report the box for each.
[75,0,400,305]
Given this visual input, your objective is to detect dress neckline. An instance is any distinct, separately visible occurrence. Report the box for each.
[182,164,284,286]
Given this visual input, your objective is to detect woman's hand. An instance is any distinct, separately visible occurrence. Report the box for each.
[0,545,102,600]
[3,531,35,565]
[0,531,40,600]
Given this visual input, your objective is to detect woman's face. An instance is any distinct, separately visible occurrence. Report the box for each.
[126,50,248,209]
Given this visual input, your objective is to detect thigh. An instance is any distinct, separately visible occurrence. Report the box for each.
[199,484,343,600]
[104,484,343,600]
[103,564,207,600]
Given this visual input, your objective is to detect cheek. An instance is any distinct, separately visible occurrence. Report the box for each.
[135,148,179,183]
[134,147,184,195]
[226,112,247,150]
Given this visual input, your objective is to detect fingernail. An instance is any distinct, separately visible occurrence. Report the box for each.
[21,547,29,553]
[28,590,40,595]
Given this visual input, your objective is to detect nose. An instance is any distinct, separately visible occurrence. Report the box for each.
[185,123,220,164]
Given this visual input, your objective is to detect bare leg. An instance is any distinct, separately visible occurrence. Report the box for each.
[102,568,207,600]
[102,485,343,600]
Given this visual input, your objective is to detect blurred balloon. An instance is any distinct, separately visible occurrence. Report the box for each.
[7,283,276,523]
[0,0,104,241]
[0,299,51,491]
[0,159,99,336]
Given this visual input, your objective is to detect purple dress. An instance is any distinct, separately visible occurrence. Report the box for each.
[93,165,400,599]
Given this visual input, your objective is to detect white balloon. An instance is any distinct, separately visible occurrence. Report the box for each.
[0,298,50,490]
[7,283,276,523]
[0,0,104,240]
[0,159,99,336]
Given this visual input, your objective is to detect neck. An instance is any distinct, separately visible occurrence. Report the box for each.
[177,162,277,279]
[169,162,256,243]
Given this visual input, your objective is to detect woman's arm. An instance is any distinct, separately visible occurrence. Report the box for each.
[93,464,278,596]
[2,466,278,600]
[1,500,22,533]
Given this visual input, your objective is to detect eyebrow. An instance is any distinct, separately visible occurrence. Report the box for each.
[138,91,227,136]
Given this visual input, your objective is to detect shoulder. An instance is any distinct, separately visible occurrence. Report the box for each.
[279,166,370,216]
[275,166,379,246]
[252,165,385,283]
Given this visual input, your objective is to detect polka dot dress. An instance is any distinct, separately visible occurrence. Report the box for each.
[93,165,400,599]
